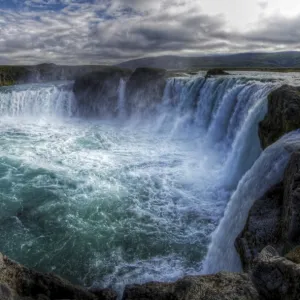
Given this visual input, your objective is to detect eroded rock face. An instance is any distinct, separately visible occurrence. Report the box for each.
[282,152,300,249]
[122,272,260,300]
[125,67,167,115]
[0,253,117,300]
[259,85,300,149]
[252,246,300,300]
[236,152,300,271]
[73,67,131,117]
[235,183,284,271]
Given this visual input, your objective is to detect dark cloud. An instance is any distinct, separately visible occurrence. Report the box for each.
[0,0,299,64]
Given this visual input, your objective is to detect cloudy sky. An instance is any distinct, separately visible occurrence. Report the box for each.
[1,0,300,65]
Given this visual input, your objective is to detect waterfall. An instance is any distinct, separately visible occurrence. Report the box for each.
[117,79,127,118]
[0,82,75,117]
[202,131,300,273]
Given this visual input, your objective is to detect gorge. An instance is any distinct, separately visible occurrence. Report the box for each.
[1,67,300,300]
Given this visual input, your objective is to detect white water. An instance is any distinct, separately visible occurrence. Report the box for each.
[0,73,297,294]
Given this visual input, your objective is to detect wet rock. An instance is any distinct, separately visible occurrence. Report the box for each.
[259,85,300,149]
[252,246,300,300]
[285,246,300,264]
[205,69,230,78]
[0,252,115,300]
[73,67,131,117]
[236,152,300,271]
[235,183,284,271]
[281,152,300,250]
[122,272,260,300]
[125,67,167,115]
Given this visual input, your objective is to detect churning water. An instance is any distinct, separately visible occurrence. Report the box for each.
[0,73,299,294]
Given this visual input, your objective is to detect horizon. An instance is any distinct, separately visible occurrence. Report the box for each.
[1,0,300,65]
[2,50,300,67]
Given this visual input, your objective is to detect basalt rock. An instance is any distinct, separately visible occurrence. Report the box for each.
[125,67,167,115]
[236,152,300,271]
[73,67,131,116]
[252,246,300,300]
[122,272,261,300]
[205,69,230,78]
[259,85,300,149]
[0,252,116,300]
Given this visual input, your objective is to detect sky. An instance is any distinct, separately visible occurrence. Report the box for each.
[1,0,300,65]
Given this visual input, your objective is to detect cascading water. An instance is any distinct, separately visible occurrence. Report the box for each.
[0,82,75,117]
[0,73,297,295]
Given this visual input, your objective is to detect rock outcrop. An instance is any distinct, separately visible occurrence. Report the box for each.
[0,66,30,86]
[0,64,120,87]
[259,85,300,149]
[73,67,131,116]
[0,253,116,300]
[125,67,167,115]
[205,69,230,78]
[236,152,300,271]
[123,272,260,300]
[252,246,300,300]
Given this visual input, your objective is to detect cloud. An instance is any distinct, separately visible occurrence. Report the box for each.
[258,1,268,10]
[0,0,300,65]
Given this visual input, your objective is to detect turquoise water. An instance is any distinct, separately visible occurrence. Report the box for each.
[0,116,227,291]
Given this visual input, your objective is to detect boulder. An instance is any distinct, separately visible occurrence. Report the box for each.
[205,69,230,78]
[73,67,131,117]
[236,152,300,271]
[122,272,260,300]
[0,253,116,300]
[259,85,300,149]
[125,67,167,115]
[252,246,300,300]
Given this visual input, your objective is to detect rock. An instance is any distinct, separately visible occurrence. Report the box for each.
[0,283,14,300]
[73,67,131,116]
[236,152,300,271]
[205,69,230,78]
[0,66,30,86]
[122,272,260,300]
[282,152,300,249]
[89,288,117,300]
[235,183,284,271]
[285,246,300,264]
[125,67,167,115]
[252,246,300,300]
[0,252,116,300]
[259,85,300,149]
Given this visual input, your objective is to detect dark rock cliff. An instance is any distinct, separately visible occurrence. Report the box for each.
[73,67,131,116]
[236,152,300,271]
[259,85,300,149]
[72,67,167,117]
[125,67,167,115]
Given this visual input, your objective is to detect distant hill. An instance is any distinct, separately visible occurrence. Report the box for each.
[117,52,300,70]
